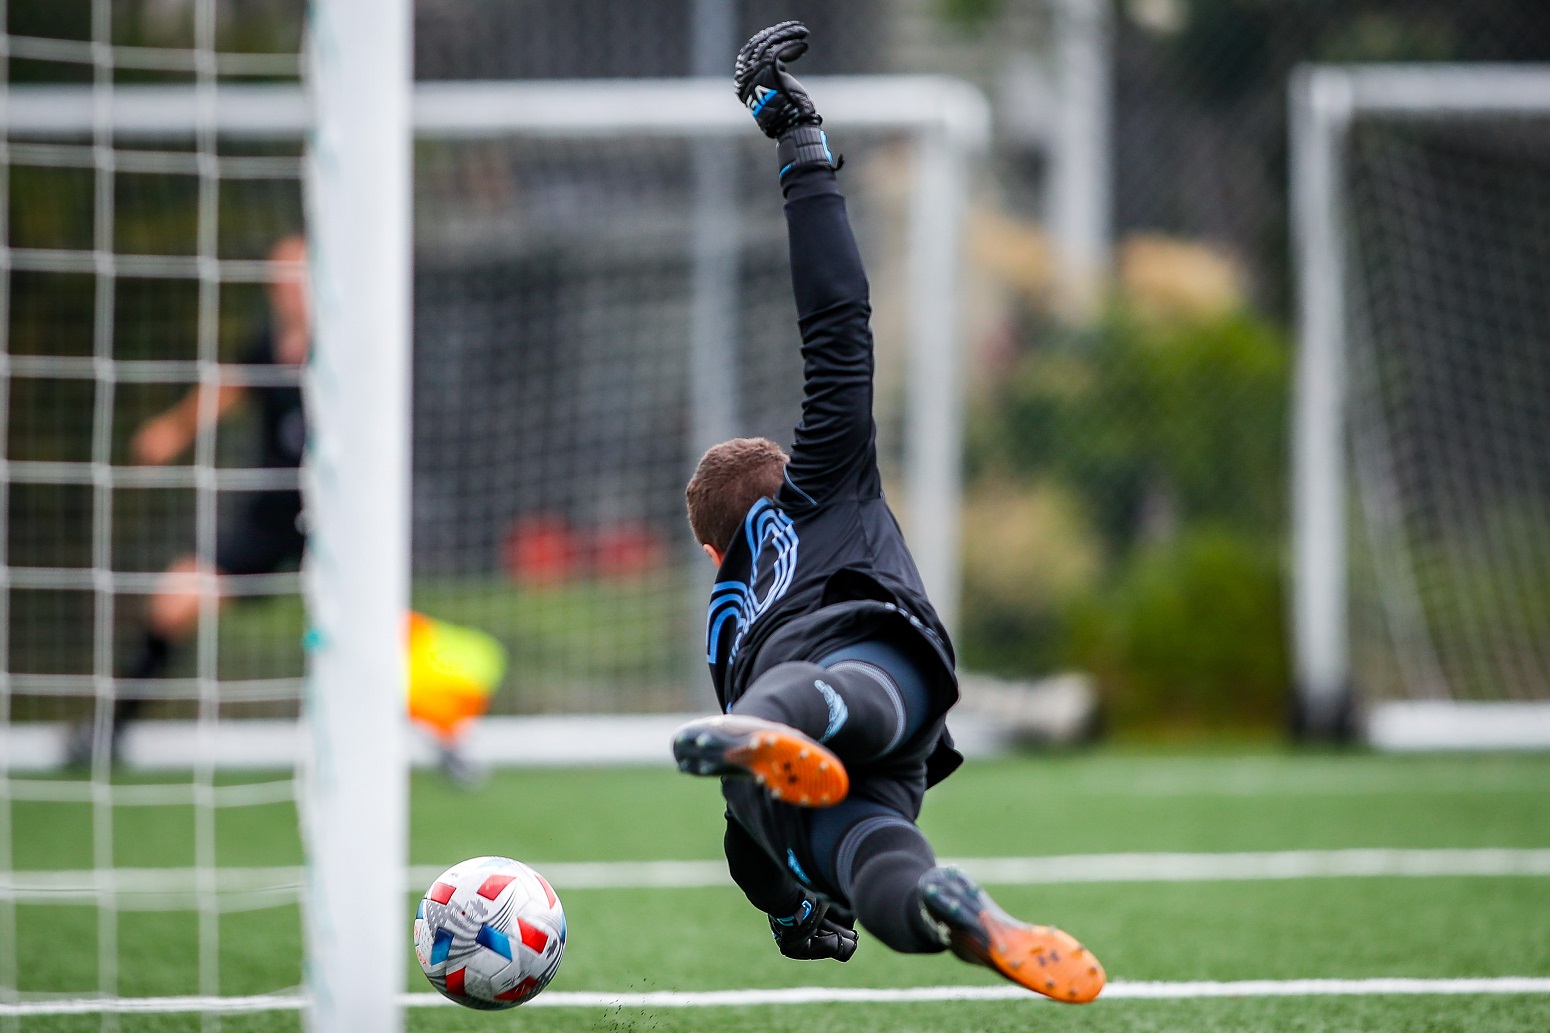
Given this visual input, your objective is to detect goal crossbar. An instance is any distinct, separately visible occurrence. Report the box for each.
[3,76,989,143]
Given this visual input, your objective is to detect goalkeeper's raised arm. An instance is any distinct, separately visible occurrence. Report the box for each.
[737,21,877,503]
[671,24,1104,1004]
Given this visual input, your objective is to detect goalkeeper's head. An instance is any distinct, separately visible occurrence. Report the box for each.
[686,437,789,565]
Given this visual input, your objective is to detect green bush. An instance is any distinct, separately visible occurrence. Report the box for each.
[1065,527,1288,731]
[961,305,1293,731]
[973,306,1289,548]
[957,481,1101,677]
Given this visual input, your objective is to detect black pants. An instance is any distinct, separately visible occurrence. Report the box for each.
[730,638,947,953]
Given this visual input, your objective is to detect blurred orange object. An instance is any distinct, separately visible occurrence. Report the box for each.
[406,612,507,742]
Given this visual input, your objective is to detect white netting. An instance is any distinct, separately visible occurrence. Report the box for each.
[410,128,924,715]
[1341,112,1550,705]
[1,60,977,1016]
[0,1,309,1025]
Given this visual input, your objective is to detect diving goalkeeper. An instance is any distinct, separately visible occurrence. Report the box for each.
[671,22,1104,1003]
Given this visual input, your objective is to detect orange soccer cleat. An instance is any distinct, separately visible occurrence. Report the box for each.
[918,866,1105,1003]
[671,714,849,807]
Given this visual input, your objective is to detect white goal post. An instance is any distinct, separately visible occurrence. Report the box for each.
[1291,64,1550,749]
[304,1,413,1031]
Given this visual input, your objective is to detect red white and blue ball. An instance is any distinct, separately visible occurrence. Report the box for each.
[414,856,566,1009]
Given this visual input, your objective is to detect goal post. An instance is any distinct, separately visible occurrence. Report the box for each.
[1290,64,1550,748]
[411,76,985,637]
[303,1,412,1031]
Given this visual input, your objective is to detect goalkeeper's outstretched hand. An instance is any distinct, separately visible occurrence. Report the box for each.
[768,894,859,962]
[735,20,821,139]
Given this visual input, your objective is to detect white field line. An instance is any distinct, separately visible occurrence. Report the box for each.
[423,848,1550,889]
[4,849,1550,904]
[5,978,1550,1015]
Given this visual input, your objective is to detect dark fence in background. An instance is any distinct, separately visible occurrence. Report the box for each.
[7,0,1550,729]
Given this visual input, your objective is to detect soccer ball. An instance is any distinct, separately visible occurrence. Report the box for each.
[414,856,567,1009]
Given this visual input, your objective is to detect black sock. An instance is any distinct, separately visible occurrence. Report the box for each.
[115,630,173,726]
[833,817,944,954]
[733,659,914,766]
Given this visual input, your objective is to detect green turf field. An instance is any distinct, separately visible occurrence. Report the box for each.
[7,750,1550,1031]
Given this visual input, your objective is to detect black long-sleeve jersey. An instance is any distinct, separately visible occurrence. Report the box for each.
[706,161,963,904]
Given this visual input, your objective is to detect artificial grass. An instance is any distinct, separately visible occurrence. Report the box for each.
[7,750,1549,1031]
[14,996,1550,1033]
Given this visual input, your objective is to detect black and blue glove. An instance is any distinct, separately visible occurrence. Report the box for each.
[734,21,835,176]
[768,893,859,962]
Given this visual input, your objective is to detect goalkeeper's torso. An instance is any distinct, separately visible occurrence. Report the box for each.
[704,481,962,784]
[705,481,965,899]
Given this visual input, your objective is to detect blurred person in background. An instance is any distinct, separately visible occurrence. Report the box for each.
[67,235,309,767]
[67,234,500,784]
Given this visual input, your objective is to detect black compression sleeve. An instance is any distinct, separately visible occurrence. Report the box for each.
[779,163,878,500]
[779,160,841,203]
[724,813,805,918]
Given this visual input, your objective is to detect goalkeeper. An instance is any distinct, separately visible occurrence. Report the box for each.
[671,23,1104,1003]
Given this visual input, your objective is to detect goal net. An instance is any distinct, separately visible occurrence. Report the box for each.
[1,51,983,1028]
[407,79,980,720]
[3,0,412,1027]
[1291,66,1550,748]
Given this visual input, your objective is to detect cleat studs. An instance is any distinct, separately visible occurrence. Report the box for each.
[798,749,810,759]
[695,734,711,747]
[818,761,830,771]
[770,788,782,799]
[1045,979,1056,990]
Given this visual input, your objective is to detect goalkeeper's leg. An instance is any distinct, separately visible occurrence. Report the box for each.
[809,802,1107,1002]
[672,639,936,806]
[738,639,937,765]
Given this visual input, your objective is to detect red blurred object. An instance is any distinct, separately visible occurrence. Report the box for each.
[503,515,666,585]
[502,515,579,586]
[589,521,665,578]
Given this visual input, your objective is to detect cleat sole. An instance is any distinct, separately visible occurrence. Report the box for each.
[975,916,1104,1002]
[921,868,1105,1004]
[670,715,849,807]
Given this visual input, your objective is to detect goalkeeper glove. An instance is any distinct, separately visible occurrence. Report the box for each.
[734,21,835,176]
[768,894,859,962]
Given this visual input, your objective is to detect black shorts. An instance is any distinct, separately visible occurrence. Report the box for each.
[215,490,305,577]
[720,636,949,904]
